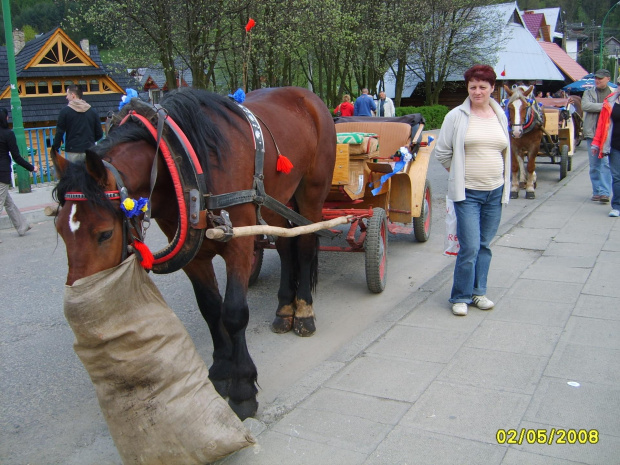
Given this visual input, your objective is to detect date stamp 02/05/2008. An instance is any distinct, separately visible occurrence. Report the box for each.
[496,429,599,445]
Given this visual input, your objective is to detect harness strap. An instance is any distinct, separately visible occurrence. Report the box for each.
[119,111,189,265]
[208,102,335,237]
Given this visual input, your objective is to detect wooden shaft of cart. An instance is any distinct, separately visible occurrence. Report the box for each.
[206,215,353,240]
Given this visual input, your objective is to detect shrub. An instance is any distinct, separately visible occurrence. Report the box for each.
[395,105,449,130]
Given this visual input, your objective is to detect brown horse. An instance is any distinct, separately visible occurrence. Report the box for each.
[503,85,545,199]
[52,87,336,419]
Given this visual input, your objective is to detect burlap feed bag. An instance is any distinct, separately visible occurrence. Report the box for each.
[64,255,255,464]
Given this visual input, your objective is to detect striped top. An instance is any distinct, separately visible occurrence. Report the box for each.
[464,114,507,190]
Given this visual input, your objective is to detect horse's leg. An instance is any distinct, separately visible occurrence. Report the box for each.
[183,257,232,398]
[219,236,259,419]
[292,233,320,336]
[511,151,520,199]
[525,151,537,199]
[272,236,297,334]
[518,154,526,189]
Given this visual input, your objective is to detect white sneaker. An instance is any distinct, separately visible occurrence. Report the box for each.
[452,303,468,316]
[609,209,620,217]
[472,295,494,310]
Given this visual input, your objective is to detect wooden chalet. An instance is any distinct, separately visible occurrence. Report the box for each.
[383,2,566,108]
[0,28,129,128]
[129,63,192,104]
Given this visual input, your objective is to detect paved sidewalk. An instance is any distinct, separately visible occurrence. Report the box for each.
[220,163,620,465]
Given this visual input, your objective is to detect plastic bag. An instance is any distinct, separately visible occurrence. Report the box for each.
[444,196,459,256]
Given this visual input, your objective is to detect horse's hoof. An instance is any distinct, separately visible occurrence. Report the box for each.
[510,191,519,199]
[271,316,293,333]
[525,191,535,199]
[293,317,316,337]
[228,398,258,420]
[210,378,230,398]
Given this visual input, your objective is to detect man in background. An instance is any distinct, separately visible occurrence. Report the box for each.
[52,85,103,162]
[582,69,613,204]
[375,91,395,117]
[353,88,376,116]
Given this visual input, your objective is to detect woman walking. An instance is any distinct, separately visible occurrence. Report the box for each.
[433,64,511,316]
[0,108,37,241]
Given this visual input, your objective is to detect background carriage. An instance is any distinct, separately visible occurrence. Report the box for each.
[251,115,434,293]
[535,96,583,180]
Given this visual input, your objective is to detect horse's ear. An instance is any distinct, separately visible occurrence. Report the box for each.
[50,147,68,179]
[84,149,108,185]
[524,85,535,97]
[503,85,512,96]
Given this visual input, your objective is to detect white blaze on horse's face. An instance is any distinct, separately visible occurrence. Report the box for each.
[69,203,81,233]
[511,99,524,138]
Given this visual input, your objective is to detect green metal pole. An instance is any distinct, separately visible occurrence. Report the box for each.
[2,0,32,193]
[600,1,620,70]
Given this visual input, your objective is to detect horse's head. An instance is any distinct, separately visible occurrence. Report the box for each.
[503,85,535,138]
[52,149,128,285]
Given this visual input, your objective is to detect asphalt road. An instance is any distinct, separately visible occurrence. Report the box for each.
[0,141,588,465]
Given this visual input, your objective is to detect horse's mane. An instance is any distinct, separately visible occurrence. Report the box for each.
[508,87,530,104]
[54,89,246,208]
[52,161,118,214]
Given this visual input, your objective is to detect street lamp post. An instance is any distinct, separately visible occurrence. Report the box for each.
[599,1,620,69]
[1,0,32,193]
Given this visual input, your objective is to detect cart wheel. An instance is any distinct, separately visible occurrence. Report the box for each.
[559,145,568,180]
[413,179,432,242]
[365,207,388,293]
[248,241,264,286]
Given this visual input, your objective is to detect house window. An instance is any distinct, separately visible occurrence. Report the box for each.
[38,81,49,94]
[78,80,87,92]
[61,43,81,64]
[41,45,59,65]
[52,80,62,93]
[25,81,36,95]
[90,79,99,92]
[150,89,161,104]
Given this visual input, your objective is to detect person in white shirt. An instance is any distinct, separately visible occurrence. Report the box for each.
[433,64,511,316]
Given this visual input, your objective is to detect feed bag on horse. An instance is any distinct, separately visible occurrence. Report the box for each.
[63,254,255,464]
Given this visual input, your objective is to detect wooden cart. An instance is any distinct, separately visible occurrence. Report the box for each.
[536,97,580,180]
[250,115,435,293]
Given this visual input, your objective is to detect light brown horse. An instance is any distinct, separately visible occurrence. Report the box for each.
[52,87,336,419]
[503,85,545,199]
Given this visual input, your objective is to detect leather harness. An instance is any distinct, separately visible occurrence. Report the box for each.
[66,98,335,274]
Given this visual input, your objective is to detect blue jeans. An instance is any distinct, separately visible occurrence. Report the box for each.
[586,138,611,197]
[450,187,503,303]
[609,148,620,211]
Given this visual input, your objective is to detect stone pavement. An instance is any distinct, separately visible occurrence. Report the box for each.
[219,163,620,464]
[2,165,618,464]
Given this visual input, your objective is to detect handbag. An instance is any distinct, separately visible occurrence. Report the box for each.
[444,196,460,256]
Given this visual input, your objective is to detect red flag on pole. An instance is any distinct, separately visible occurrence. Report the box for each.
[500,66,506,77]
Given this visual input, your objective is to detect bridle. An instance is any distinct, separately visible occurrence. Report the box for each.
[63,102,208,273]
[64,160,150,266]
[504,96,544,135]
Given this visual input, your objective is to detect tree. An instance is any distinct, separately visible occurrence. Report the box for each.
[405,0,502,105]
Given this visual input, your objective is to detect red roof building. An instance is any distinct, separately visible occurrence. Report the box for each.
[538,41,588,81]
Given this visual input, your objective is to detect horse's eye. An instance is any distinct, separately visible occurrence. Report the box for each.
[98,230,114,244]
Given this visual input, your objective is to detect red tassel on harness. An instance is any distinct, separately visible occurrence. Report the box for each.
[132,239,154,270]
[276,154,293,174]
